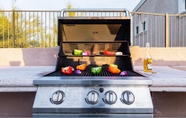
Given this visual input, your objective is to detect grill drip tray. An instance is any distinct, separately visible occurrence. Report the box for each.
[45,65,142,77]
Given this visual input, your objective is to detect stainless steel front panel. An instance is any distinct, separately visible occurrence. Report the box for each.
[33,77,152,85]
[33,85,153,114]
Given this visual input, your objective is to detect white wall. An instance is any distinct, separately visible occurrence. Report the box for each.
[1,47,186,66]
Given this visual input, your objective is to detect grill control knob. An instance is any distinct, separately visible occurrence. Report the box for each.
[51,90,65,105]
[85,90,99,105]
[120,90,135,105]
[103,91,117,105]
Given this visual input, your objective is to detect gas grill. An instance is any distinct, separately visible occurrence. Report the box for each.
[33,9,153,118]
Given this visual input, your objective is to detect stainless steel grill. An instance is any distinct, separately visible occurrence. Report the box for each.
[33,9,153,118]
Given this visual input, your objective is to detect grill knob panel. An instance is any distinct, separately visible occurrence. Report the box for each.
[103,91,117,105]
[120,90,135,105]
[85,90,99,105]
[51,90,65,105]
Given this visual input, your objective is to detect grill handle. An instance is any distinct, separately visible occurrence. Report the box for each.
[60,8,130,17]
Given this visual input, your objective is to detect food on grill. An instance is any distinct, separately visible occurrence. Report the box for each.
[120,71,127,76]
[82,51,90,55]
[73,49,83,55]
[115,52,123,55]
[103,51,115,55]
[109,67,121,74]
[109,64,118,68]
[76,64,86,71]
[61,66,73,75]
[91,66,102,75]
[75,70,82,74]
[108,64,121,74]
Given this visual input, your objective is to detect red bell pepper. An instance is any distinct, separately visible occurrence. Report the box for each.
[103,51,115,55]
[61,66,73,75]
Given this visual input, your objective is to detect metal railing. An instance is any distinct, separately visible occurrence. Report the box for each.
[0,10,186,48]
[0,10,60,48]
[132,12,186,47]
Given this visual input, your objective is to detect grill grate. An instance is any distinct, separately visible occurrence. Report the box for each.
[45,65,142,77]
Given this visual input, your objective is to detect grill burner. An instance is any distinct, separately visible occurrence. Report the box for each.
[46,65,142,77]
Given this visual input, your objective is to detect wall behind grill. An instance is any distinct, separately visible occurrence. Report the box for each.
[0,46,186,66]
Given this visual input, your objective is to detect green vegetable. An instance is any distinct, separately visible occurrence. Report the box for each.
[91,67,102,75]
[73,49,83,55]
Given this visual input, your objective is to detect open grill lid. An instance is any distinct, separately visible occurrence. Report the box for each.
[55,9,134,72]
[57,9,131,45]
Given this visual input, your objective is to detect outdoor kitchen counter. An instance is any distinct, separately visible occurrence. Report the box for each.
[0,66,55,92]
[0,66,186,92]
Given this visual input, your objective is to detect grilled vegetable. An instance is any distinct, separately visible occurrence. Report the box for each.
[73,49,83,55]
[76,64,86,71]
[61,66,73,75]
[103,51,115,55]
[115,52,123,55]
[91,67,102,75]
[108,64,121,74]
[109,64,118,68]
[75,70,81,74]
[82,51,90,55]
[120,71,127,76]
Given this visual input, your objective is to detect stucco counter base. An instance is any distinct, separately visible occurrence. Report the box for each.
[0,66,186,92]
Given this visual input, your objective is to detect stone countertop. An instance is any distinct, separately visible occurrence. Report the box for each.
[134,66,186,92]
[0,66,55,92]
[0,66,186,92]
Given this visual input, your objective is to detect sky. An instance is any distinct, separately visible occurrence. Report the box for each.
[0,0,140,11]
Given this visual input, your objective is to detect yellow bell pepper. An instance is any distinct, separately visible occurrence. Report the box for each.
[108,64,121,74]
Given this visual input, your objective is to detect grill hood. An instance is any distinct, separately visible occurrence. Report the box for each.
[55,10,133,71]
[57,18,131,45]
